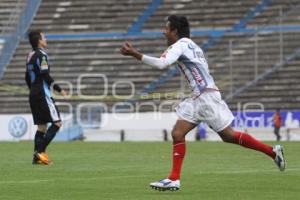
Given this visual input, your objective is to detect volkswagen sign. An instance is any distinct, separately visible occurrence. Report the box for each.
[8,116,28,138]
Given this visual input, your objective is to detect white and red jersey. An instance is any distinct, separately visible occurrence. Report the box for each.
[142,37,217,97]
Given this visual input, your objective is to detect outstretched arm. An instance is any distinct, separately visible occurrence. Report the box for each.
[120,42,171,69]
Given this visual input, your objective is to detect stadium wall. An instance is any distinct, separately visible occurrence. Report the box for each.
[2,111,299,142]
[0,114,81,141]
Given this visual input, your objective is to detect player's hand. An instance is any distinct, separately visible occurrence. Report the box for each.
[120,42,143,60]
[60,90,67,97]
[120,42,134,56]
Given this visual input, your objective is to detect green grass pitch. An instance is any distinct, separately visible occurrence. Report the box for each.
[0,141,299,200]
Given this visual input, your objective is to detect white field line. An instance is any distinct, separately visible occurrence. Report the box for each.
[0,167,299,185]
[0,174,154,184]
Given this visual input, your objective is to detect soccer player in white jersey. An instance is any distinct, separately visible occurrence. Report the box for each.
[120,15,285,191]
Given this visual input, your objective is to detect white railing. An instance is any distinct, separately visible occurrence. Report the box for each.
[222,5,300,99]
[179,4,300,100]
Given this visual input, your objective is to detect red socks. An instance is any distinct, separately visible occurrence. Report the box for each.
[233,131,275,159]
[168,142,186,181]
[167,132,275,181]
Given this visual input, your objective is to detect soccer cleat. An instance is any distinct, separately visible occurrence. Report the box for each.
[273,145,286,171]
[150,178,180,191]
[32,153,46,165]
[41,152,49,160]
[32,153,40,164]
[33,151,51,165]
[32,159,46,165]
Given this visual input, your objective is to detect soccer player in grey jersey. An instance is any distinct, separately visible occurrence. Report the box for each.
[121,15,285,191]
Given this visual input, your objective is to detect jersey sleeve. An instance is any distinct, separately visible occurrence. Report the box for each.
[141,40,184,69]
[160,40,184,65]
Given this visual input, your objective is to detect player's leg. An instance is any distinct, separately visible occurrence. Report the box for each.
[35,124,47,152]
[274,127,281,141]
[32,124,47,164]
[218,126,275,158]
[40,97,62,152]
[33,121,61,165]
[33,96,61,164]
[202,91,285,171]
[42,121,62,152]
[218,126,285,171]
[277,127,281,141]
[30,95,48,164]
[30,96,49,165]
[150,119,196,191]
[168,119,196,180]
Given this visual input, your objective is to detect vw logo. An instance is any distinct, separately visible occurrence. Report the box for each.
[8,116,28,138]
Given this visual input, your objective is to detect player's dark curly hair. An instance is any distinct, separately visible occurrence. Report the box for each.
[28,30,42,49]
[167,15,190,39]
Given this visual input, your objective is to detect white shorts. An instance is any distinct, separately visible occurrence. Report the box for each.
[175,91,234,132]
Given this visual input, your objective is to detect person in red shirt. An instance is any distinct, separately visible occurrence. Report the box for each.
[273,108,282,141]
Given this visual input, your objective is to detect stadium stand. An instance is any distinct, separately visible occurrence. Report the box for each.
[142,0,262,30]
[208,31,300,90]
[0,36,169,113]
[0,0,40,78]
[0,0,300,115]
[0,0,25,33]
[229,58,300,110]
[30,0,152,33]
[247,0,300,27]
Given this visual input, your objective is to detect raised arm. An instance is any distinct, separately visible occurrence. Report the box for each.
[120,42,182,69]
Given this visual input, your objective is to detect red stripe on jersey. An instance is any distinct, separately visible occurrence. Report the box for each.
[177,63,190,84]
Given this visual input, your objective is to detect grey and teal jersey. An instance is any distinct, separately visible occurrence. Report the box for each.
[25,48,61,98]
[162,38,217,97]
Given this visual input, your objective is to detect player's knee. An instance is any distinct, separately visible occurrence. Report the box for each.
[219,133,236,143]
[38,127,47,133]
[218,127,236,143]
[220,134,231,143]
[171,130,185,142]
[54,122,62,128]
[37,124,47,133]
